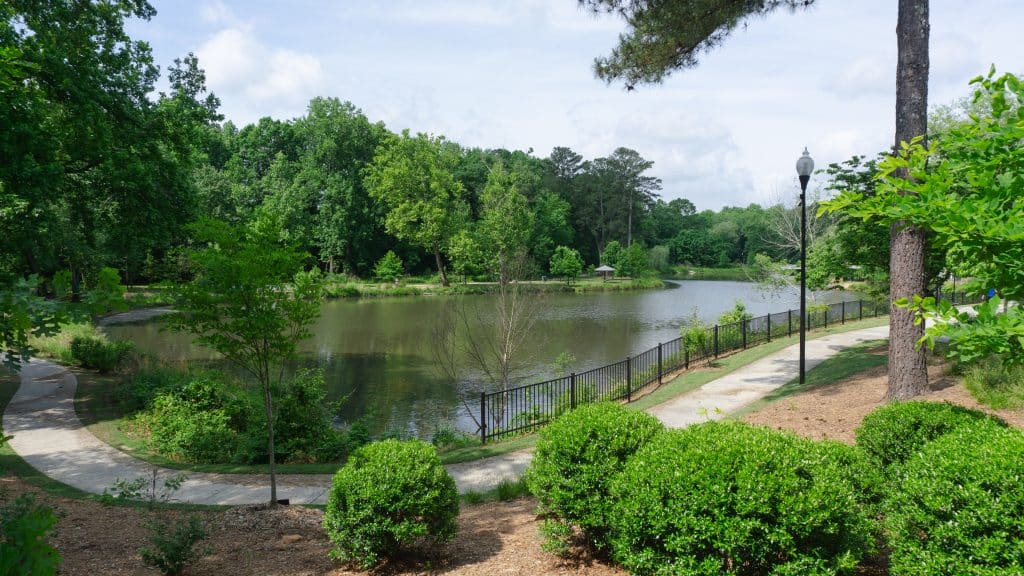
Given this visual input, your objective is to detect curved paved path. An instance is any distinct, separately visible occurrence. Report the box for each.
[3,323,889,506]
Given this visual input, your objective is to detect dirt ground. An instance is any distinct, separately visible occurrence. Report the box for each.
[7,346,1022,575]
[742,345,1024,441]
[0,477,625,576]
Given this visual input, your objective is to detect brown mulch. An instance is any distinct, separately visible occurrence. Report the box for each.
[0,477,624,576]
[742,347,1024,442]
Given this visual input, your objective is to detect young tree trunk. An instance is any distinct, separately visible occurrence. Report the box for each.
[435,248,449,286]
[888,0,930,401]
[262,371,278,505]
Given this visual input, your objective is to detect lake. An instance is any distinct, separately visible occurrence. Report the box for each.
[104,281,853,437]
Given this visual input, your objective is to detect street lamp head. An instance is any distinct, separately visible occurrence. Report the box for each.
[795,147,814,177]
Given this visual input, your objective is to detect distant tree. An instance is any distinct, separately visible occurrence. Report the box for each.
[364,131,468,286]
[447,230,487,283]
[606,147,662,247]
[373,251,404,283]
[647,245,671,274]
[165,216,322,505]
[549,246,584,285]
[601,240,624,270]
[478,162,534,283]
[617,243,649,278]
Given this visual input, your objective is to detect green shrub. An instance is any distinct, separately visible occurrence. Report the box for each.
[525,403,664,551]
[608,422,876,576]
[679,308,713,363]
[855,400,1007,474]
[885,424,1024,575]
[83,266,127,315]
[140,515,208,576]
[70,335,134,373]
[273,369,337,459]
[0,493,61,576]
[29,322,101,364]
[323,439,459,568]
[717,299,754,325]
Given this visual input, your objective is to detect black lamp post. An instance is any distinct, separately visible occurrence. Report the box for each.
[795,148,814,385]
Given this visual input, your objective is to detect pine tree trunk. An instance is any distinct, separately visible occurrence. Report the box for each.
[888,0,930,401]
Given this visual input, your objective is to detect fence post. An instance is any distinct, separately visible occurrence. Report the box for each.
[684,344,689,370]
[841,300,846,324]
[741,320,747,349]
[713,325,719,358]
[787,309,793,337]
[626,356,632,402]
[657,343,663,385]
[767,314,771,342]
[480,392,487,445]
[859,299,863,321]
[570,372,577,410]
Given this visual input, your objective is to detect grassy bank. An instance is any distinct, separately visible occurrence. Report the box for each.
[323,276,665,298]
[663,265,753,281]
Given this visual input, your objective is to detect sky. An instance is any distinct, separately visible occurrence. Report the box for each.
[127,0,1024,211]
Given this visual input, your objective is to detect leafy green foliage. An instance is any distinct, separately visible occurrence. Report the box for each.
[0,493,61,576]
[600,240,623,269]
[525,403,664,551]
[884,425,1024,575]
[372,250,404,282]
[679,309,713,362]
[323,439,459,568]
[83,267,127,316]
[1,275,61,371]
[908,296,1024,368]
[549,246,583,285]
[608,422,876,576]
[963,355,1024,409]
[855,400,1007,474]
[165,216,322,501]
[717,299,753,325]
[69,335,133,373]
[615,242,649,278]
[140,515,208,576]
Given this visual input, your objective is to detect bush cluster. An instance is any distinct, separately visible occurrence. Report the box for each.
[608,422,876,576]
[884,424,1024,575]
[126,368,353,464]
[70,335,134,373]
[0,493,61,574]
[323,439,458,568]
[525,403,663,550]
[855,400,1007,474]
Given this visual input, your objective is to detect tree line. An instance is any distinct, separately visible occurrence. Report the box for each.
[1,2,815,296]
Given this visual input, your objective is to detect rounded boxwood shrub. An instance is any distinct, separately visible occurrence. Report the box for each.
[524,402,663,550]
[885,424,1024,575]
[323,439,458,568]
[855,400,1006,473]
[608,422,876,576]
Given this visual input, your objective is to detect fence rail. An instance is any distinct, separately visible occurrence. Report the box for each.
[478,290,980,443]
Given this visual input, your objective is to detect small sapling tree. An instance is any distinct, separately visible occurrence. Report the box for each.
[549,246,583,285]
[166,215,322,504]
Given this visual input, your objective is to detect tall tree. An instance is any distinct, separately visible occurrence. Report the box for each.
[166,216,322,505]
[364,131,468,286]
[607,147,661,247]
[580,0,933,399]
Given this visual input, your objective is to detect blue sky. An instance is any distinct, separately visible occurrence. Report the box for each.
[128,1,1024,211]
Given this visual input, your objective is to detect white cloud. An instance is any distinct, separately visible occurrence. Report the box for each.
[199,0,233,25]
[196,24,323,122]
[824,55,893,98]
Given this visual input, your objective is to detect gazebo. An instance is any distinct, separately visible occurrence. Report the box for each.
[595,264,615,282]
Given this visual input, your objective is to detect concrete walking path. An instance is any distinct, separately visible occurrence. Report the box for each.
[3,323,890,506]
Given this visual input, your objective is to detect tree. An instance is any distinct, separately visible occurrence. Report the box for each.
[364,131,468,286]
[617,242,649,278]
[165,216,322,505]
[478,162,535,283]
[606,147,662,247]
[549,246,584,285]
[373,251,404,283]
[580,0,933,399]
[824,69,1024,371]
[601,240,624,270]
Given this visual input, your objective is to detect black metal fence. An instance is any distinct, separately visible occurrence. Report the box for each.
[478,291,977,443]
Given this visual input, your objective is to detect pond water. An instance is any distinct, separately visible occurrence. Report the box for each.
[104,281,854,437]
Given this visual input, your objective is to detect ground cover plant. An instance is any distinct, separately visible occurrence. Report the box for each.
[323,439,459,568]
[525,403,664,553]
[608,421,877,576]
